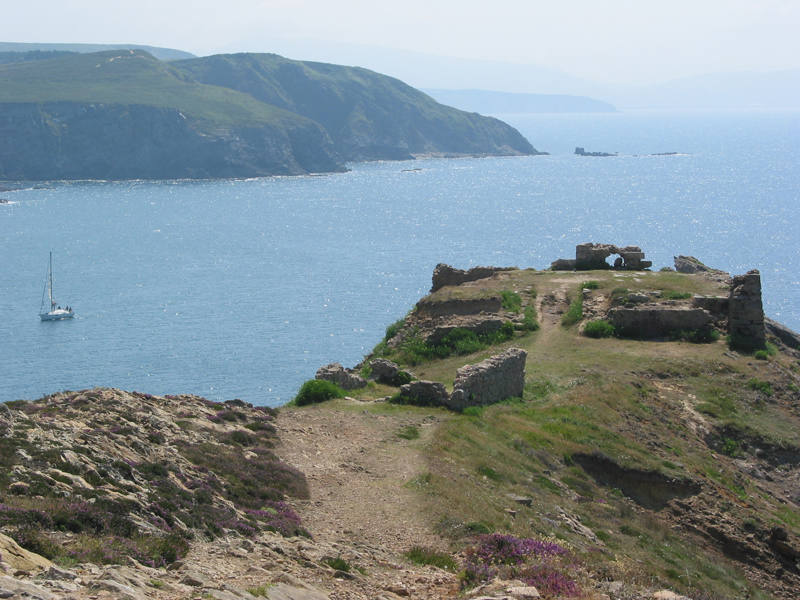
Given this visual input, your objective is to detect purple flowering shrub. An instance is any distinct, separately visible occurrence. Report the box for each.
[461,534,579,597]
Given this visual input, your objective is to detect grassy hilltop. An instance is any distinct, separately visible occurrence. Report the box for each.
[311,265,800,599]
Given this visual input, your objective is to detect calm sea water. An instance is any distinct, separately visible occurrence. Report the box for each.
[1,111,798,405]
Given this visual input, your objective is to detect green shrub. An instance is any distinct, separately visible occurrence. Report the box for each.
[721,438,741,457]
[663,290,692,300]
[247,585,273,597]
[500,290,522,313]
[385,318,405,341]
[397,323,515,365]
[561,294,583,326]
[404,546,457,570]
[583,320,615,338]
[324,556,351,572]
[582,280,600,290]
[754,350,769,361]
[522,305,539,331]
[397,425,420,440]
[611,287,629,297]
[293,380,345,406]
[465,521,492,534]
[462,406,484,417]
[746,378,773,396]
[671,328,720,343]
[391,371,413,386]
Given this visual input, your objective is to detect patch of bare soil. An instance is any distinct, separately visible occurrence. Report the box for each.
[275,402,459,599]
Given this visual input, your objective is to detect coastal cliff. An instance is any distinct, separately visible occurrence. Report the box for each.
[0,50,538,181]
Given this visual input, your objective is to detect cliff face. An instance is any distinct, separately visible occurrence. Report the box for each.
[0,50,538,181]
[0,102,343,180]
[175,53,538,161]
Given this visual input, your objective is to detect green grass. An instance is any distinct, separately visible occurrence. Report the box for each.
[663,290,692,300]
[561,293,584,327]
[397,425,420,440]
[0,50,301,128]
[323,557,351,572]
[404,546,457,570]
[746,378,773,397]
[393,322,515,366]
[500,290,522,313]
[522,305,539,331]
[583,319,615,338]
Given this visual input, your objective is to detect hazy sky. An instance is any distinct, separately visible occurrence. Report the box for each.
[4,0,799,84]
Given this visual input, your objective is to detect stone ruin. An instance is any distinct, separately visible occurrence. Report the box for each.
[400,348,527,411]
[728,270,766,351]
[315,363,366,390]
[600,265,767,350]
[608,305,714,339]
[431,263,514,292]
[447,348,527,411]
[551,243,652,271]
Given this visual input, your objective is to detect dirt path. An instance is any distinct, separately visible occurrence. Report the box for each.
[536,279,572,340]
[275,402,459,599]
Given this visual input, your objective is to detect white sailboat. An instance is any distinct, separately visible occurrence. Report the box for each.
[39,252,75,321]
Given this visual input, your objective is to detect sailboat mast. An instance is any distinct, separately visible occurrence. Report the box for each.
[49,251,55,310]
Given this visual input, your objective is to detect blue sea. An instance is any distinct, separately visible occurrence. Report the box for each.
[1,111,798,405]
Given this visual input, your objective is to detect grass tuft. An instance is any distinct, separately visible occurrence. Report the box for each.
[404,546,457,570]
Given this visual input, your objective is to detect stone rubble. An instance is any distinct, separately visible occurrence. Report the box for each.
[315,363,367,390]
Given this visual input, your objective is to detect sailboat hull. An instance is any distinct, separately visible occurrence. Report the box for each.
[40,310,74,321]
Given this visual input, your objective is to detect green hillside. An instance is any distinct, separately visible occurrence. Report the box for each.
[174,53,539,160]
[302,265,800,599]
[0,49,537,180]
[0,50,309,127]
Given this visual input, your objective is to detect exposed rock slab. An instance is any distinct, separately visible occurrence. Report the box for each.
[0,533,52,572]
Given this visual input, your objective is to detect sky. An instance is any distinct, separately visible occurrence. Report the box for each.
[3,0,800,85]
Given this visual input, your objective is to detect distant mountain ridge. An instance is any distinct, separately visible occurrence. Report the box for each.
[0,42,195,61]
[0,49,537,180]
[424,89,617,114]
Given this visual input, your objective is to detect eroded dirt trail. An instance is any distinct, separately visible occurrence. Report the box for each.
[276,403,459,598]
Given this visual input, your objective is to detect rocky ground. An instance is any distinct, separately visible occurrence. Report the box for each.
[1,389,703,600]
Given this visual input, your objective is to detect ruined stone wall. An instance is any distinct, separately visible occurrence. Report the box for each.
[415,296,502,318]
[608,307,713,339]
[430,263,513,292]
[552,243,651,271]
[728,270,765,351]
[446,348,527,411]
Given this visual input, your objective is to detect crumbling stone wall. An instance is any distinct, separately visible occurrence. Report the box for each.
[315,363,366,390]
[551,243,652,271]
[608,306,713,339]
[399,381,449,406]
[446,348,527,411]
[416,295,502,318]
[430,263,513,292]
[728,270,765,351]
